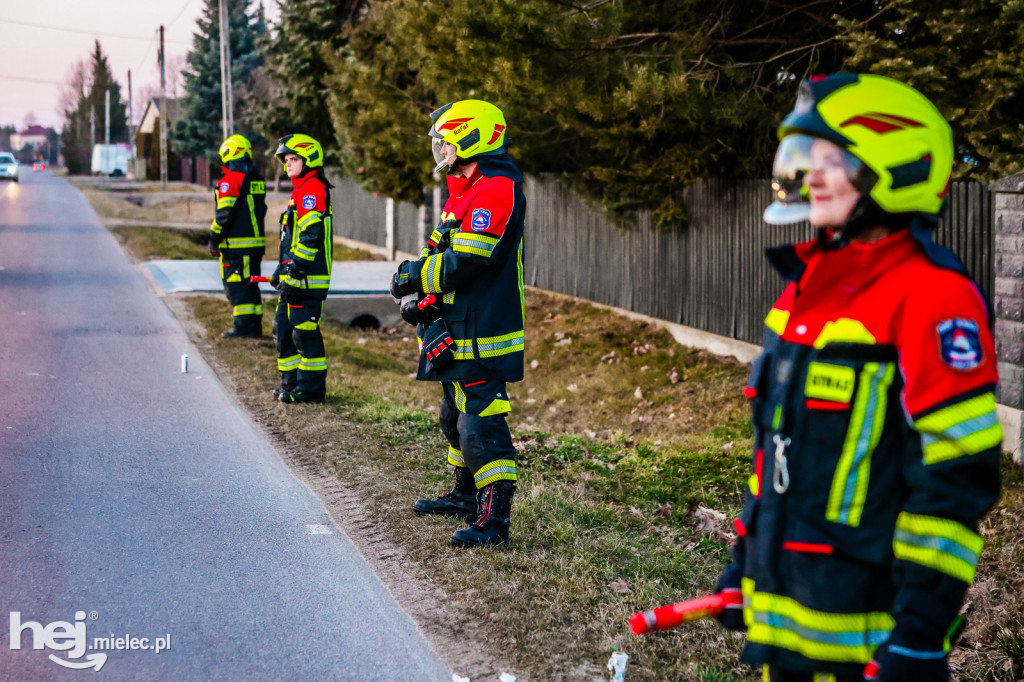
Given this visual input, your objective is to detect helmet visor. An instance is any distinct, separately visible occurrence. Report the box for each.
[763,134,868,225]
[431,136,446,172]
[431,137,459,173]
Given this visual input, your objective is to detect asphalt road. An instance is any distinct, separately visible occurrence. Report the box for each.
[0,170,451,681]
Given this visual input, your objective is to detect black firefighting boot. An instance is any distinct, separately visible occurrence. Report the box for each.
[450,480,515,547]
[273,371,297,400]
[278,389,326,404]
[222,328,263,339]
[413,466,477,521]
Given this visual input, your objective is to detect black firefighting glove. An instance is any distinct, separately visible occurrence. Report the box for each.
[283,260,307,281]
[712,563,745,631]
[390,260,420,299]
[207,236,221,257]
[270,266,281,289]
[420,317,455,372]
[865,640,948,682]
[400,293,437,326]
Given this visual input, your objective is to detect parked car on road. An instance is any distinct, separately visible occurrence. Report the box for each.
[0,153,18,181]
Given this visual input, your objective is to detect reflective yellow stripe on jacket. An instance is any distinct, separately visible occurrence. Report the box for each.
[914,393,1002,465]
[893,512,983,583]
[743,578,894,664]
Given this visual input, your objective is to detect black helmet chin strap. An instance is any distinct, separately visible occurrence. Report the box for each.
[835,196,912,245]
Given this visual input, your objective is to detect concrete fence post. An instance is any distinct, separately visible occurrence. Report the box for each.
[385,197,396,261]
[988,173,1024,462]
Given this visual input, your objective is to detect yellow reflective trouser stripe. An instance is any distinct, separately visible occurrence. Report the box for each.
[893,512,983,584]
[233,304,262,317]
[224,237,265,248]
[453,383,467,413]
[420,253,443,294]
[447,445,465,467]
[765,307,789,335]
[826,363,895,526]
[479,399,511,417]
[295,319,320,331]
[209,220,222,234]
[217,197,236,209]
[915,393,1002,464]
[299,357,326,371]
[475,458,517,487]
[278,354,300,371]
[742,578,894,664]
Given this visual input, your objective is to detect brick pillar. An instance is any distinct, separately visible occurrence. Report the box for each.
[989,173,1024,461]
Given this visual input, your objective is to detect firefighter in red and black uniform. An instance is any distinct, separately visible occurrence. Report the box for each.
[272,133,333,404]
[711,74,1002,682]
[208,134,267,338]
[390,100,525,547]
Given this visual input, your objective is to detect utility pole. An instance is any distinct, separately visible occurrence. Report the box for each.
[104,89,110,145]
[159,24,168,190]
[218,0,234,139]
[128,70,135,169]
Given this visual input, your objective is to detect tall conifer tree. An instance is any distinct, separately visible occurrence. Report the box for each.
[174,0,266,158]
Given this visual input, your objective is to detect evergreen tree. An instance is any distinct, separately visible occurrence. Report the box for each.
[174,0,266,159]
[322,0,879,226]
[252,0,365,166]
[60,42,128,174]
[841,0,1024,179]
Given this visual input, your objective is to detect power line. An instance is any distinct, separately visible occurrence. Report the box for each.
[0,17,188,44]
[0,74,63,86]
[167,0,197,28]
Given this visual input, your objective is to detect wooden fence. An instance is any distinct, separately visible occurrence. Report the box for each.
[331,176,993,346]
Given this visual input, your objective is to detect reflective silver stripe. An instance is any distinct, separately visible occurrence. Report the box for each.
[298,211,322,228]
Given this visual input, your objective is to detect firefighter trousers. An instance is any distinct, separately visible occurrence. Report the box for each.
[274,296,326,398]
[220,255,263,335]
[439,380,518,489]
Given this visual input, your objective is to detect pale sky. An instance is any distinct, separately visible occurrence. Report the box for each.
[0,0,280,132]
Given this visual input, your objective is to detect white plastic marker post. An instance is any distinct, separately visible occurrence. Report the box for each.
[181,354,189,373]
[607,650,628,682]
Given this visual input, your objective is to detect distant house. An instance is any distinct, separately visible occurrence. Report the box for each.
[11,124,52,152]
[135,98,182,181]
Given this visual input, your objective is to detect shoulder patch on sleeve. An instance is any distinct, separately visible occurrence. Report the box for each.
[471,208,491,231]
[937,318,983,370]
[220,182,230,194]
[302,195,316,210]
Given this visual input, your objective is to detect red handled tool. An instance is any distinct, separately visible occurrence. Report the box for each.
[418,294,437,310]
[250,276,271,283]
[629,591,742,635]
